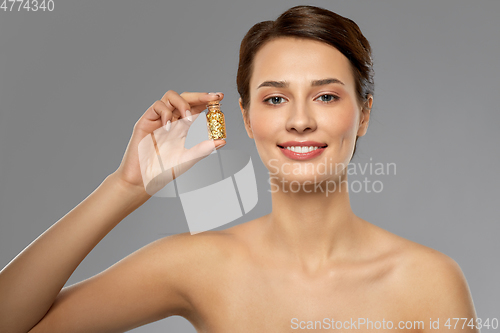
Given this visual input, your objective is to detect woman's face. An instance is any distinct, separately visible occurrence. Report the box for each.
[240,37,371,184]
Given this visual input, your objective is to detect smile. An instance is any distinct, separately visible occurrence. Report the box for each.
[277,145,327,160]
[283,146,321,153]
[277,140,328,160]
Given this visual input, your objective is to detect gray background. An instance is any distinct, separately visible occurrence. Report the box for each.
[1,0,498,331]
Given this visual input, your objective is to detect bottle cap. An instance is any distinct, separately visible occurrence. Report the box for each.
[207,100,220,106]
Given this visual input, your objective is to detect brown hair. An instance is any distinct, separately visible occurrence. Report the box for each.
[237,5,374,158]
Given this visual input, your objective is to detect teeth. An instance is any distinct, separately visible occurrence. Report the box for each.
[286,146,321,153]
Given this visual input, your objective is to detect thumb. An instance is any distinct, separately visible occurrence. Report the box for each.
[213,139,226,150]
[182,139,226,166]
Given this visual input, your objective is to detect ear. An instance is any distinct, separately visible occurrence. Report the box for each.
[239,98,254,139]
[357,95,373,137]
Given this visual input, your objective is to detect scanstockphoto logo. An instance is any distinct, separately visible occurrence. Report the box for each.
[267,157,396,194]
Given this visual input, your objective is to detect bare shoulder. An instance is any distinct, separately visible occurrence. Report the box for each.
[400,243,477,330]
[168,216,265,255]
[154,223,253,283]
[361,219,468,284]
[363,220,477,329]
[155,227,244,266]
[160,216,260,255]
[396,239,472,303]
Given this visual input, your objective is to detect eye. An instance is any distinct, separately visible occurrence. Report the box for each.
[316,94,339,103]
[264,96,286,105]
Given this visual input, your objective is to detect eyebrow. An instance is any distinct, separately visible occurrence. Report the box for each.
[257,78,345,89]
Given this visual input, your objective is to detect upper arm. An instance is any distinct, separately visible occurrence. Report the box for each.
[28,234,194,333]
[410,250,479,332]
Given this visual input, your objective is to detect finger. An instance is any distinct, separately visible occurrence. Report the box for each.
[180,92,225,114]
[144,100,174,128]
[160,90,193,122]
[213,139,226,150]
[168,112,201,138]
[182,139,226,167]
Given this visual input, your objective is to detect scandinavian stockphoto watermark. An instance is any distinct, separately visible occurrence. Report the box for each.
[291,317,499,330]
[267,157,396,194]
[291,317,424,330]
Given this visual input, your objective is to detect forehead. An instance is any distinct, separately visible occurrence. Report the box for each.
[250,37,355,89]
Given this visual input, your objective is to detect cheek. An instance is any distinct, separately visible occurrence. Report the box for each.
[328,104,359,138]
[248,110,280,141]
[337,112,358,136]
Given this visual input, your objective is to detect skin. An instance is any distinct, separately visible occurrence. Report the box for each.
[0,38,478,333]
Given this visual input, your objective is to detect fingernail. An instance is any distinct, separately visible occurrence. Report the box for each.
[216,141,226,149]
[164,120,171,131]
[208,92,217,95]
[186,110,192,122]
[216,92,223,96]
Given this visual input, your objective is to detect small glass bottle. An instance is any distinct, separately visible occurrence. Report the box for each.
[206,100,227,140]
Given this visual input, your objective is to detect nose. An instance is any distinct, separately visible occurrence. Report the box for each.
[285,101,317,134]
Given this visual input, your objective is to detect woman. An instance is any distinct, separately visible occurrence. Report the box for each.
[0,5,478,332]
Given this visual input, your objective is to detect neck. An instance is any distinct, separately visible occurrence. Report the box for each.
[263,174,361,271]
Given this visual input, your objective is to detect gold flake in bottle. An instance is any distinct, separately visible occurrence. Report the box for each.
[206,100,226,140]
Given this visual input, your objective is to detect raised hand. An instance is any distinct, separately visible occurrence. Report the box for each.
[113,91,226,196]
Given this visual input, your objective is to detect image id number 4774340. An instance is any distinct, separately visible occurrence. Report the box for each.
[1,0,54,11]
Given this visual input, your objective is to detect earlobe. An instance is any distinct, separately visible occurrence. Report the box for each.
[239,98,254,139]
